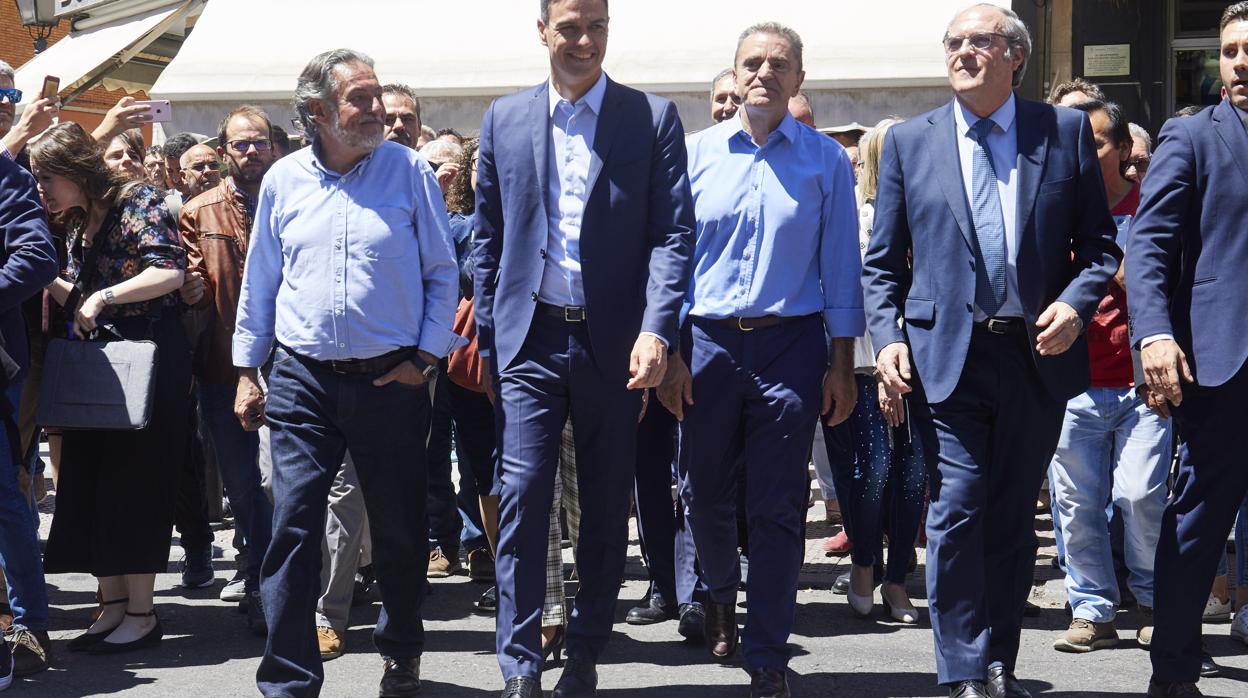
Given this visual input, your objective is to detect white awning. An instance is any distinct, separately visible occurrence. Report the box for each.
[151,0,1009,101]
[13,1,195,103]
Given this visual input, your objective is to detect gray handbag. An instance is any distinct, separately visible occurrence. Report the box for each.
[37,327,158,430]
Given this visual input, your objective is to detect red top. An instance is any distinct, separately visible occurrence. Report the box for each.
[1087,182,1140,388]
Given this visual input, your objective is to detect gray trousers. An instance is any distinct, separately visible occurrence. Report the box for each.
[314,455,372,634]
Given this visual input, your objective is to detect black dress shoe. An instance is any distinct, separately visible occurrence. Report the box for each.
[986,665,1031,698]
[625,593,679,625]
[704,601,738,659]
[552,655,597,697]
[477,585,498,615]
[379,656,421,697]
[832,572,850,595]
[88,611,163,655]
[677,603,705,642]
[501,676,540,698]
[1146,678,1203,697]
[749,668,790,698]
[1199,647,1220,677]
[949,680,990,698]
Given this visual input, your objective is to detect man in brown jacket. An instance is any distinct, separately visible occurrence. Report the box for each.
[179,105,277,634]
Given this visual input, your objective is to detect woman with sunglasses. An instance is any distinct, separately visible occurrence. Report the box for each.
[30,122,191,655]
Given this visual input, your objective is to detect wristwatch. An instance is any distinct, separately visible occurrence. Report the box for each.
[411,354,438,381]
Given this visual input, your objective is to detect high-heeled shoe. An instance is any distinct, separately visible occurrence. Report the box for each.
[881,585,920,624]
[88,610,163,655]
[541,625,565,668]
[846,567,877,618]
[68,597,129,652]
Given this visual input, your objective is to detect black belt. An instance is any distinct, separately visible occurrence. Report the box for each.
[284,345,416,375]
[973,317,1027,335]
[536,302,587,322]
[703,313,819,332]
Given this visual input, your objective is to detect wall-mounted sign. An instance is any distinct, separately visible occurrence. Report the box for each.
[1084,44,1131,77]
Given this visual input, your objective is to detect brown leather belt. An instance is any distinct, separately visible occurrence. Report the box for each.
[283,344,416,375]
[536,302,587,322]
[707,313,819,332]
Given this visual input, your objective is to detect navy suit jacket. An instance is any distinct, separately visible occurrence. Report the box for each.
[862,97,1120,403]
[1127,99,1248,387]
[473,78,695,375]
[0,156,59,383]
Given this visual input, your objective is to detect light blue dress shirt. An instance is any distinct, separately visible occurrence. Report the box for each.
[953,95,1022,320]
[539,72,607,307]
[232,139,465,367]
[684,114,865,340]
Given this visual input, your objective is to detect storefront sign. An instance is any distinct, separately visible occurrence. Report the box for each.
[1084,44,1131,77]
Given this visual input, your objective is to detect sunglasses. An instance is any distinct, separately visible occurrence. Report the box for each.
[185,161,218,173]
[226,139,273,154]
[0,88,22,104]
[943,32,1010,54]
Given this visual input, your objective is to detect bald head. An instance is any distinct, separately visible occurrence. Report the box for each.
[788,94,814,126]
[179,143,221,199]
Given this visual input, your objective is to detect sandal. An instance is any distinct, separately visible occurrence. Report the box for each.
[68,597,129,652]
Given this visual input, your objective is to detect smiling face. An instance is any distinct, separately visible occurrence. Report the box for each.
[539,0,609,94]
[1222,19,1248,111]
[734,32,805,116]
[944,7,1023,106]
[103,136,144,181]
[710,75,738,123]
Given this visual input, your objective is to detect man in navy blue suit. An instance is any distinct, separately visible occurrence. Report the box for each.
[473,1,694,696]
[1129,5,1248,697]
[862,5,1119,697]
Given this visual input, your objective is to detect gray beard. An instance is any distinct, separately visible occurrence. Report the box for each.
[328,110,383,151]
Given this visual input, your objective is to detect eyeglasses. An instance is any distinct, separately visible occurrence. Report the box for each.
[385,114,419,127]
[943,32,1011,54]
[185,161,218,173]
[0,88,22,104]
[226,139,273,154]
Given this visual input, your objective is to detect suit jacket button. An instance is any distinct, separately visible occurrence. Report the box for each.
[540,249,547,258]
[531,292,538,301]
[966,303,973,313]
[969,260,976,271]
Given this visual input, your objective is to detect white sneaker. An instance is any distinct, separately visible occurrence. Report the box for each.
[1204,594,1233,622]
[219,576,246,603]
[1232,610,1248,645]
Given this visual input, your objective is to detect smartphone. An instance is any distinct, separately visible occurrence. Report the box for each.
[131,99,172,123]
[41,75,59,100]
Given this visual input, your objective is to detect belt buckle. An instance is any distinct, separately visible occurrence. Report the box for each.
[986,318,1009,335]
[736,317,754,332]
[564,306,586,322]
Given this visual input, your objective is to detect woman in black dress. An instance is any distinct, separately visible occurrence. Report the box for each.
[31,122,190,655]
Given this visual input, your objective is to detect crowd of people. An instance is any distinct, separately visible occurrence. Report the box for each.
[0,0,1246,697]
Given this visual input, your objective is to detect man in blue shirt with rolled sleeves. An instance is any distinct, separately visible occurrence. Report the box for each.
[657,22,862,698]
[232,49,463,698]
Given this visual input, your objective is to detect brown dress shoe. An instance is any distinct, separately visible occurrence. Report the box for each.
[704,601,738,658]
[750,668,790,697]
[428,548,462,578]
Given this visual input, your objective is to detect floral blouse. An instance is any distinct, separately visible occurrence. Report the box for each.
[63,183,186,320]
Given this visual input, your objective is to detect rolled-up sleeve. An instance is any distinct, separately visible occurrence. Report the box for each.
[820,148,866,339]
[232,181,282,368]
[413,168,467,358]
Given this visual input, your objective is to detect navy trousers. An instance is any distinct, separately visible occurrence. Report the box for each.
[1151,361,1248,682]
[679,315,824,672]
[912,329,1065,685]
[495,312,642,680]
[258,346,431,698]
[425,366,460,552]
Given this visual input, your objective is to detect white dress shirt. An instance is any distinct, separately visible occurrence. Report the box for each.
[953,94,1023,320]
[539,73,607,307]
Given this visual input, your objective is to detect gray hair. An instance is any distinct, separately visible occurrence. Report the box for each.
[710,68,734,97]
[735,22,804,73]
[0,60,14,83]
[1128,123,1152,153]
[294,48,375,140]
[420,139,463,164]
[948,3,1032,89]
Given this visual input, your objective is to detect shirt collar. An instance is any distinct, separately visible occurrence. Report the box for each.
[548,72,608,118]
[308,136,379,179]
[724,111,801,146]
[953,92,1017,138]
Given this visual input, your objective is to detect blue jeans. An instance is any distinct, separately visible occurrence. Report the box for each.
[257,347,431,697]
[0,383,47,631]
[199,382,273,593]
[1049,387,1172,621]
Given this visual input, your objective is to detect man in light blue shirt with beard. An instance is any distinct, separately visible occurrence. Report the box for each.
[657,22,862,698]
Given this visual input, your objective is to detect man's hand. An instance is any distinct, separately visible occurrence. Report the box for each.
[627,334,668,390]
[1141,339,1193,408]
[434,162,461,194]
[877,375,905,428]
[876,342,913,399]
[1136,382,1171,419]
[657,352,693,421]
[90,96,152,144]
[180,271,207,305]
[1035,301,1083,356]
[2,97,57,156]
[373,351,440,388]
[235,369,266,432]
[821,363,856,427]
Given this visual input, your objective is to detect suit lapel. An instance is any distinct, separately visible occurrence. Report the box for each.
[1213,99,1248,184]
[1014,98,1050,237]
[529,84,551,210]
[590,78,623,186]
[928,105,975,250]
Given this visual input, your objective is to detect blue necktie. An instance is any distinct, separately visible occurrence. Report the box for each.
[969,118,1007,317]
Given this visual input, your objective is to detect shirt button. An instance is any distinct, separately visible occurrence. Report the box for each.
[531,292,538,301]
[540,249,547,258]
[338,342,345,348]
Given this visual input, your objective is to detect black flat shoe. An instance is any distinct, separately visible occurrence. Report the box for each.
[88,610,163,655]
[542,626,565,668]
[551,654,597,697]
[68,597,128,652]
